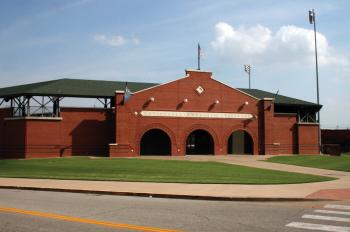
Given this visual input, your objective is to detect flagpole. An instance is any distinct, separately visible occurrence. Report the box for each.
[197,43,200,70]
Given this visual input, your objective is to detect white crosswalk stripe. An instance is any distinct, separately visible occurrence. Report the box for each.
[285,204,350,231]
[315,210,350,216]
[325,205,350,211]
[286,222,350,232]
[302,214,350,223]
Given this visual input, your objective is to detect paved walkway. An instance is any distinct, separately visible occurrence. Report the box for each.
[0,155,349,201]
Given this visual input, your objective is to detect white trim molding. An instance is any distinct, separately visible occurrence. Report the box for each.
[140,110,253,119]
[4,117,63,121]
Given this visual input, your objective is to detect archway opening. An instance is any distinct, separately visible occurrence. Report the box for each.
[227,130,253,155]
[140,129,171,156]
[186,129,214,155]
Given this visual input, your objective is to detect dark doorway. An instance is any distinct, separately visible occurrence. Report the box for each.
[186,130,214,155]
[140,129,171,155]
[227,130,253,154]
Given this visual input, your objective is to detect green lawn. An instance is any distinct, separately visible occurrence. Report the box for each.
[0,157,334,184]
[267,155,350,172]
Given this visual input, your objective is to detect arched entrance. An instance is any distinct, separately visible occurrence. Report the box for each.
[227,130,253,155]
[186,129,214,155]
[140,129,171,155]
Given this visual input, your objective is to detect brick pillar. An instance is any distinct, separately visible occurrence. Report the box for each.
[297,123,320,154]
[110,93,136,157]
[261,98,278,155]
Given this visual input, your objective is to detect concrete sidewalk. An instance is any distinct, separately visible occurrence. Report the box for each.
[1,155,349,201]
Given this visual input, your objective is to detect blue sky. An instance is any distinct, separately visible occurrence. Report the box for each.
[0,0,349,128]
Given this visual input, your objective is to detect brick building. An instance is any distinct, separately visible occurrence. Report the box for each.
[0,69,321,158]
[322,129,350,154]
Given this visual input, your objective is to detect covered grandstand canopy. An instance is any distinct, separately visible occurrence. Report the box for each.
[0,79,158,99]
[0,78,321,108]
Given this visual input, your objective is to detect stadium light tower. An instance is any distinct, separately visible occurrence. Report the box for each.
[244,64,251,89]
[309,9,320,121]
[309,8,322,152]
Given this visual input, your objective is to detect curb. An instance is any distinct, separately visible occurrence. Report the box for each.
[0,186,332,202]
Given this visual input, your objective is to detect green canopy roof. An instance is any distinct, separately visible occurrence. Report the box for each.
[0,79,158,98]
[0,78,320,108]
[238,88,321,108]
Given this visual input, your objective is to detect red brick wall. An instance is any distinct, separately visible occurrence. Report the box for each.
[260,100,304,155]
[0,107,114,159]
[322,129,350,145]
[0,107,26,158]
[321,129,350,154]
[298,123,320,154]
[0,108,12,153]
[59,108,115,157]
[112,70,260,156]
[271,114,297,154]
[25,119,61,158]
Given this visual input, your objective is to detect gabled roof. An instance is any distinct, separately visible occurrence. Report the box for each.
[0,78,320,108]
[0,79,158,98]
[238,88,320,108]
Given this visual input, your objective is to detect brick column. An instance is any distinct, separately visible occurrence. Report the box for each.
[260,98,278,155]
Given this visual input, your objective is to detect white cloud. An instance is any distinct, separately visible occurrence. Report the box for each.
[211,22,348,66]
[93,34,126,46]
[131,37,140,45]
[93,34,140,47]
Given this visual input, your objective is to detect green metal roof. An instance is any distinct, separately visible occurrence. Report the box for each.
[0,79,158,98]
[238,88,321,108]
[0,78,320,108]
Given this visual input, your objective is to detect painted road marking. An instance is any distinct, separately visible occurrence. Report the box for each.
[286,222,350,232]
[315,210,350,216]
[0,206,184,232]
[285,204,350,231]
[325,205,350,211]
[302,214,350,223]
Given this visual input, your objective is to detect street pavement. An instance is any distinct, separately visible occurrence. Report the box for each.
[0,155,349,201]
[1,189,349,232]
[285,203,350,231]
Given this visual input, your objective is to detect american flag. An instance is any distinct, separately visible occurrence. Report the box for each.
[123,82,131,104]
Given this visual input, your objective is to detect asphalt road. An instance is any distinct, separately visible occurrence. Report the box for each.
[0,189,349,232]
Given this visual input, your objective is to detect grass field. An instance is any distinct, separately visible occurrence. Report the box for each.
[0,157,335,184]
[267,155,350,172]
